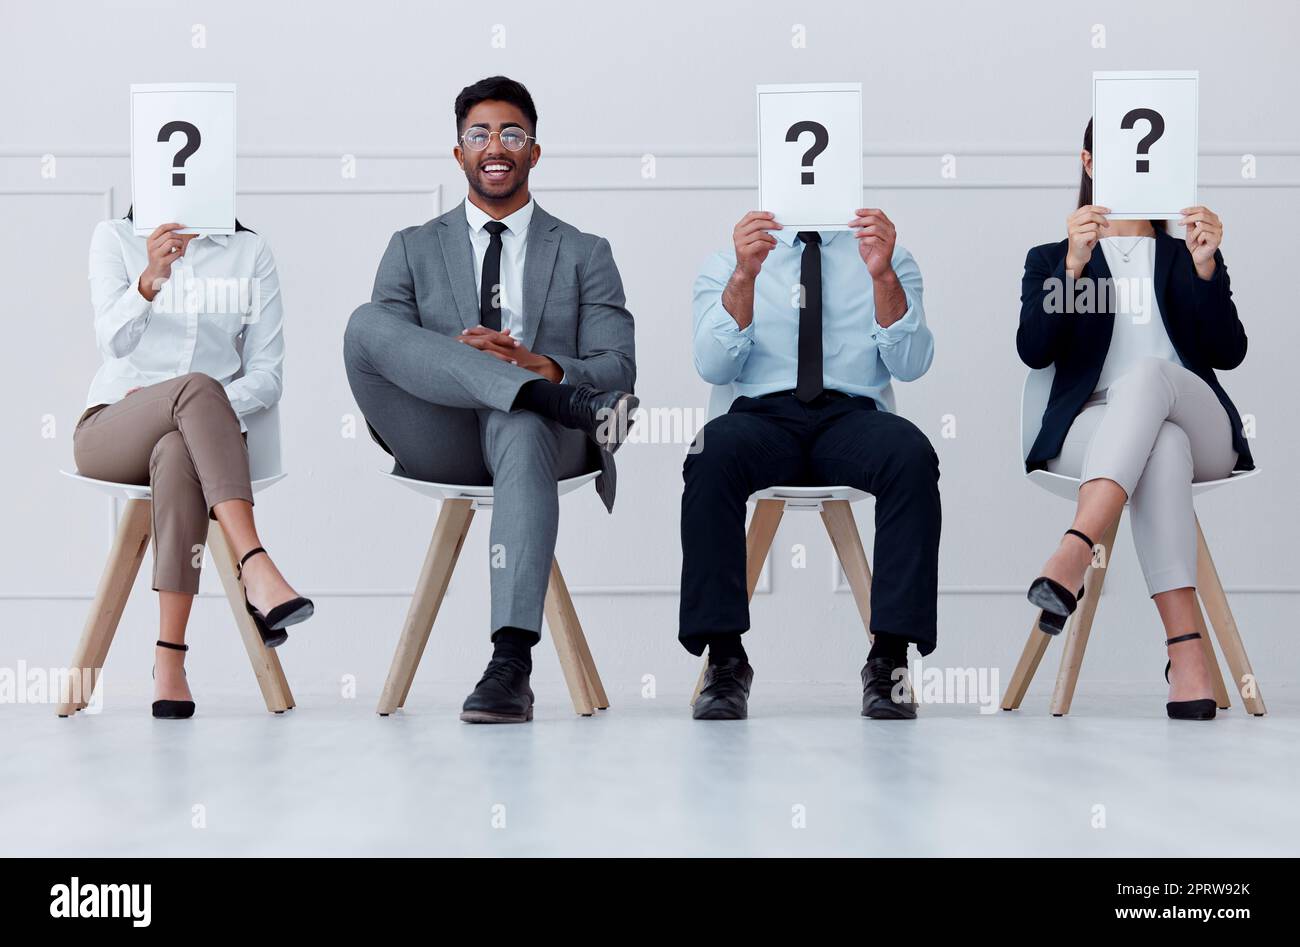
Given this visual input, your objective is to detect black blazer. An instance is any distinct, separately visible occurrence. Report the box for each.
[1017,230,1252,472]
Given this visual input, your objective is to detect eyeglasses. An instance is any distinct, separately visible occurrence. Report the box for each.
[459,127,537,152]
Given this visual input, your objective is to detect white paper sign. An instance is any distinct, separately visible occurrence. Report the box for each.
[131,83,236,235]
[1092,71,1198,220]
[757,83,862,231]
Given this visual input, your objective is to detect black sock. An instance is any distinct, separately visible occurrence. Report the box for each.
[492,626,537,669]
[512,379,577,425]
[868,631,909,664]
[706,633,747,664]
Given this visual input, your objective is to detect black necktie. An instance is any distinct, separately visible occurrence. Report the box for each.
[480,220,507,330]
[795,231,823,403]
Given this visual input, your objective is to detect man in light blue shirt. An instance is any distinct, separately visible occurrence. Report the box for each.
[682,208,941,721]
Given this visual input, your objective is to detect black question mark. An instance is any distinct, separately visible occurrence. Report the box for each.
[1120,108,1165,173]
[785,121,829,184]
[157,121,202,186]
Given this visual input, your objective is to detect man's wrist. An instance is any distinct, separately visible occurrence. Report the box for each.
[871,267,908,327]
[722,270,756,330]
[537,355,563,383]
[872,266,899,288]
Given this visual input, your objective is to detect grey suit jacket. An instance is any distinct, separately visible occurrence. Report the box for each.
[378,200,636,510]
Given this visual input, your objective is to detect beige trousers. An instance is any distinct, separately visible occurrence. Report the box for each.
[73,372,254,594]
[1046,357,1238,596]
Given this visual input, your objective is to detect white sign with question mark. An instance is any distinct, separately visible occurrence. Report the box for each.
[757,83,862,231]
[131,83,236,235]
[1092,71,1198,220]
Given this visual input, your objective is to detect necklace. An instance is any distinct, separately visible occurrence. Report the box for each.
[1109,235,1147,263]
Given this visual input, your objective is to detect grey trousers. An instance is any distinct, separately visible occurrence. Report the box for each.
[72,372,254,594]
[343,307,591,638]
[1046,357,1238,596]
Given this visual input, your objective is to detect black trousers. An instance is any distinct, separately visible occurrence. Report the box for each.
[678,392,941,656]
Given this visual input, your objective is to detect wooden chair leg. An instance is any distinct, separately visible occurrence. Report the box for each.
[575,639,608,710]
[820,499,873,637]
[1000,619,1052,711]
[268,648,296,711]
[58,499,153,716]
[1195,517,1266,715]
[207,521,293,714]
[552,559,609,710]
[376,498,475,715]
[691,498,785,705]
[1050,516,1120,716]
[543,558,599,716]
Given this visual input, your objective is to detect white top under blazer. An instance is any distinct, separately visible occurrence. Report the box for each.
[85,218,285,426]
[1093,235,1182,394]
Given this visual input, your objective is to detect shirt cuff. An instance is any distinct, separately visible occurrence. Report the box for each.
[710,300,756,350]
[871,300,920,343]
[125,278,153,315]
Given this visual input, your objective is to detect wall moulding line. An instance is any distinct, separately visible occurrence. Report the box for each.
[11,182,1297,199]
[4,144,1299,159]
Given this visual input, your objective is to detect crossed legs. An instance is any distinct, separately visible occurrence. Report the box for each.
[72,372,304,703]
[343,307,590,640]
[1040,357,1238,702]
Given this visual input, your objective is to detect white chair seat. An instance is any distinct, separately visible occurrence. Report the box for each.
[751,484,868,510]
[382,469,599,510]
[1020,367,1260,501]
[1025,466,1258,502]
[60,469,285,501]
[59,401,286,501]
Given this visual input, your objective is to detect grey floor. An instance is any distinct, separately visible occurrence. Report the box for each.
[3,683,1297,857]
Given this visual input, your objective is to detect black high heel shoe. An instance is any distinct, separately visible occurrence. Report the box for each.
[1165,632,1217,720]
[238,546,314,649]
[1027,528,1093,635]
[152,640,195,719]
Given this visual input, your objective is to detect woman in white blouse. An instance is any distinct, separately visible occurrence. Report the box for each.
[77,214,313,718]
[1017,120,1253,721]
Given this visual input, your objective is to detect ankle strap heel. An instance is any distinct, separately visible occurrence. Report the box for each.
[236,546,268,579]
[1164,632,1216,720]
[152,640,194,719]
[1064,528,1095,550]
[234,546,314,650]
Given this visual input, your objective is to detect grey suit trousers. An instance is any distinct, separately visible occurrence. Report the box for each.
[344,307,591,638]
[1046,356,1238,596]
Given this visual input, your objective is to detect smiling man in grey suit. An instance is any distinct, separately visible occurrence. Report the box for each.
[344,76,637,724]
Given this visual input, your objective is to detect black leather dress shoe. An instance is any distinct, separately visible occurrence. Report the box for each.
[560,385,639,454]
[460,657,535,724]
[692,658,753,720]
[861,656,917,719]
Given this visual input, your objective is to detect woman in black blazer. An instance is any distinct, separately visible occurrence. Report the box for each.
[1018,120,1252,720]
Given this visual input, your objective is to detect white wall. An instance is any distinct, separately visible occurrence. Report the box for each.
[2,0,1297,706]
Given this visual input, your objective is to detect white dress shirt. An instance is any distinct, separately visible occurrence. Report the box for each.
[86,218,285,426]
[465,197,533,336]
[1094,235,1182,393]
